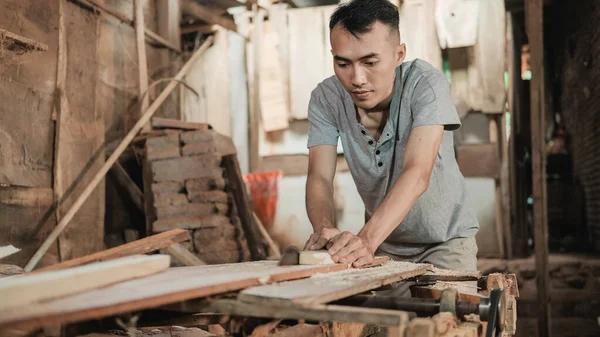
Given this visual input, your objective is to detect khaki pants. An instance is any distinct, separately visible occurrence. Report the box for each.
[370,237,478,298]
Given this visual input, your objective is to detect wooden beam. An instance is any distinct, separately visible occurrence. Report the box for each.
[151,117,211,131]
[525,0,550,336]
[78,0,180,53]
[253,212,281,259]
[108,162,144,211]
[181,23,217,35]
[249,8,265,173]
[134,0,150,133]
[0,255,170,310]
[181,0,237,33]
[35,229,190,272]
[199,299,410,327]
[456,143,500,178]
[222,154,266,260]
[24,37,214,272]
[238,261,431,306]
[1,261,388,331]
[167,243,207,266]
[0,29,48,54]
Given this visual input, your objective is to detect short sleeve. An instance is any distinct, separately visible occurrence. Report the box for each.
[307,86,340,148]
[410,70,461,131]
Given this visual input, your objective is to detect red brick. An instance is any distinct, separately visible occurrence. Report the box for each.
[180,130,214,144]
[153,193,189,207]
[146,146,181,161]
[198,249,242,264]
[151,154,223,182]
[155,203,227,219]
[197,238,242,254]
[146,133,179,151]
[188,190,228,204]
[181,142,217,156]
[193,225,238,247]
[153,214,230,232]
[152,181,184,194]
[185,177,226,192]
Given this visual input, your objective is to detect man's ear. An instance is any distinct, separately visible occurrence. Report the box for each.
[397,43,406,66]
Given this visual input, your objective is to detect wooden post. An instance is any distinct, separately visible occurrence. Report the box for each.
[525,0,551,336]
[134,0,150,133]
[24,37,215,272]
[249,7,265,173]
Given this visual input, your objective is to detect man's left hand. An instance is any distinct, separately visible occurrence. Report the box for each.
[326,231,374,267]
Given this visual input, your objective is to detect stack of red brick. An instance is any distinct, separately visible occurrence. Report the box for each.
[145,129,250,264]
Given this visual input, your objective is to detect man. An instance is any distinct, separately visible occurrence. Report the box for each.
[303,0,480,282]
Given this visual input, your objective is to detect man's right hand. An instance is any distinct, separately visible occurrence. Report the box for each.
[303,227,341,251]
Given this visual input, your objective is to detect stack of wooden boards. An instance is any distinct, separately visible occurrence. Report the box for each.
[142,123,251,264]
[0,247,437,333]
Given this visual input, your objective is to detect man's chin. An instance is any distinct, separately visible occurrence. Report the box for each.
[353,99,378,111]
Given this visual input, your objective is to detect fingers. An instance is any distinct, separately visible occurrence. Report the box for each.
[303,233,319,250]
[309,236,329,250]
[332,237,363,263]
[352,253,374,268]
[327,231,354,257]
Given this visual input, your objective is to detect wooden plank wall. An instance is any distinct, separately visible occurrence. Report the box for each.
[0,0,60,266]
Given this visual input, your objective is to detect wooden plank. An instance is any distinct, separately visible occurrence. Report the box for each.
[400,0,443,69]
[250,8,265,172]
[54,0,105,261]
[150,155,222,182]
[0,261,387,331]
[167,243,206,266]
[414,266,480,283]
[0,28,48,54]
[288,7,326,120]
[180,0,238,33]
[0,255,169,310]
[152,117,211,131]
[525,0,550,336]
[434,0,479,48]
[0,186,53,208]
[199,299,410,327]
[259,20,290,132]
[456,143,500,178]
[35,229,190,272]
[238,261,431,306]
[134,0,150,133]
[447,47,471,118]
[222,154,266,260]
[474,0,506,113]
[108,162,144,211]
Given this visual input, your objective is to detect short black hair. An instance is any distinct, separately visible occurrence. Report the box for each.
[329,0,400,39]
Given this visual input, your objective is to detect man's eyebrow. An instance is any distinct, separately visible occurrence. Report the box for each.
[333,53,380,62]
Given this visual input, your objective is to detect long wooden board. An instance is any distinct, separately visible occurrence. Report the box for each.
[238,261,432,306]
[199,299,410,327]
[34,229,189,272]
[0,255,170,310]
[0,259,387,331]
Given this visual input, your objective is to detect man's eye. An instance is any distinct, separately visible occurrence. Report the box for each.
[365,61,377,66]
[337,63,349,68]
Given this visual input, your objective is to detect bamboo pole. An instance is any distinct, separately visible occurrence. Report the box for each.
[25,36,215,272]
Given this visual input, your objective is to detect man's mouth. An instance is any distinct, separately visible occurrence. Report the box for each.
[352,90,372,100]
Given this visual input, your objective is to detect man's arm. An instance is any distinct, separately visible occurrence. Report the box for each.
[328,124,444,266]
[303,145,341,250]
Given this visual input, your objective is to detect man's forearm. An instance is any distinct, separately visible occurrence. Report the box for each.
[358,167,429,251]
[305,175,336,232]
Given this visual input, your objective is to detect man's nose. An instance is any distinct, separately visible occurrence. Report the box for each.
[351,67,367,87]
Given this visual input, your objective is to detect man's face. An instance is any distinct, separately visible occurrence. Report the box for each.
[330,21,405,111]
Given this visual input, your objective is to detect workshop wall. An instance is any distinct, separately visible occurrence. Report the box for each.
[552,0,600,252]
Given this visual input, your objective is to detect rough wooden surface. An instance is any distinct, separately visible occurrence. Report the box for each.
[200,299,410,327]
[152,117,211,131]
[415,267,481,283]
[54,0,105,261]
[0,255,170,310]
[35,229,189,272]
[0,261,385,331]
[239,261,431,306]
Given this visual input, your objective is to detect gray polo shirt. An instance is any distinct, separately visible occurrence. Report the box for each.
[307,59,479,256]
